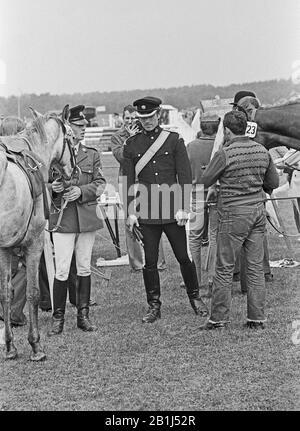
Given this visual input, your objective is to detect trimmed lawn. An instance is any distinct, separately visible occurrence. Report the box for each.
[0,152,300,411]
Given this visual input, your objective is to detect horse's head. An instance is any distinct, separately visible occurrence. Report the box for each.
[29,105,78,183]
[236,96,260,121]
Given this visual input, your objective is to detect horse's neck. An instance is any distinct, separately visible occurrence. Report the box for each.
[23,127,53,169]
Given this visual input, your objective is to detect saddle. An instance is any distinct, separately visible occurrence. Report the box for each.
[0,137,49,219]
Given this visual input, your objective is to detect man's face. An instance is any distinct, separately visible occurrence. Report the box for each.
[70,123,86,144]
[139,111,160,132]
[123,110,136,127]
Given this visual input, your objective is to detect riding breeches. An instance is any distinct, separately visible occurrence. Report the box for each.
[52,232,96,281]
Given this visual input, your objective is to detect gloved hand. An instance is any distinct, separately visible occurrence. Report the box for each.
[51,179,65,193]
[175,209,189,226]
[126,214,139,232]
[63,186,82,202]
[207,186,218,203]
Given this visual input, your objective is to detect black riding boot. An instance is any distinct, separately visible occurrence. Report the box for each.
[47,279,68,336]
[142,268,161,323]
[68,254,77,306]
[76,275,97,332]
[180,261,209,317]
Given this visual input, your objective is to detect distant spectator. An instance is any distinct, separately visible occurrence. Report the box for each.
[0,116,25,136]
[113,112,123,128]
[186,114,220,290]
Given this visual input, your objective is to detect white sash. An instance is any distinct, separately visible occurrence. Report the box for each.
[135,130,170,181]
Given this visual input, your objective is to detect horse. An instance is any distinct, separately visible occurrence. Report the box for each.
[0,105,76,361]
[236,97,300,151]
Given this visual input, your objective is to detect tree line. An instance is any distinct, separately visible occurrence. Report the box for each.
[1,78,299,118]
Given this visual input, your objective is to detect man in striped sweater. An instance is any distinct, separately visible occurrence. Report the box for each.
[200,110,279,330]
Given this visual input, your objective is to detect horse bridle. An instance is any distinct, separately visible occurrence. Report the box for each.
[50,117,80,185]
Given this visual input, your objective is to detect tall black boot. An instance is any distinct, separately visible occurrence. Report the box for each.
[142,268,161,323]
[68,254,77,306]
[180,261,209,317]
[76,275,97,332]
[47,279,68,336]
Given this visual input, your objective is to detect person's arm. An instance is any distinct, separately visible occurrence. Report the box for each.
[263,155,280,195]
[200,149,226,189]
[77,151,106,203]
[122,142,136,220]
[111,132,125,164]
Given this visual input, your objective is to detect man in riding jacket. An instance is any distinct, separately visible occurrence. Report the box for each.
[123,96,208,323]
[47,105,106,336]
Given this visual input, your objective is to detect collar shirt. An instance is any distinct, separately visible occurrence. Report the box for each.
[73,144,79,156]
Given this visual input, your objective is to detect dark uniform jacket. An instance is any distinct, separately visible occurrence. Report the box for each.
[123,126,192,224]
[49,143,106,233]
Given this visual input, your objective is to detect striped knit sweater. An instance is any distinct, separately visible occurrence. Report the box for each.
[201,136,279,206]
[220,137,270,204]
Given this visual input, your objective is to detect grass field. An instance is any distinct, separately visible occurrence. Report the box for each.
[0,152,300,411]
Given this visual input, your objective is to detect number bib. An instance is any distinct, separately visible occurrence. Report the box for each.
[245,121,258,138]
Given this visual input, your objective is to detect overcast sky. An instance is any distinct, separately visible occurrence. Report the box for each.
[0,0,300,97]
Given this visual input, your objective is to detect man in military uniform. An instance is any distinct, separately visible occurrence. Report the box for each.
[111,104,166,272]
[47,105,106,336]
[123,96,208,323]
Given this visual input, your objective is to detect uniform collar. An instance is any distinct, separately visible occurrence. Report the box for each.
[76,142,88,163]
[142,126,161,136]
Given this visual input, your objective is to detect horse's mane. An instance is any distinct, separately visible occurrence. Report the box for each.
[261,99,300,110]
[24,112,61,145]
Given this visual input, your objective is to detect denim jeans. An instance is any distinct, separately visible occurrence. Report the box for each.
[188,190,206,285]
[210,203,266,323]
[204,204,218,284]
[235,233,271,293]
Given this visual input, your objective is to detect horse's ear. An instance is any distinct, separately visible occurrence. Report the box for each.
[28,107,47,143]
[28,107,43,120]
[61,105,70,122]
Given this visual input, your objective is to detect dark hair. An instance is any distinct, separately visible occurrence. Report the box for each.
[200,119,220,136]
[122,105,135,117]
[223,111,247,135]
